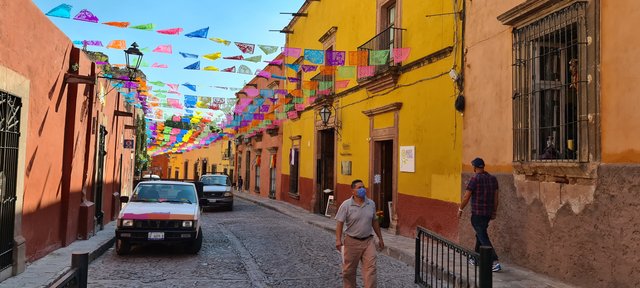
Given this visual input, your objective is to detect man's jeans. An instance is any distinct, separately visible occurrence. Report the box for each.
[471,215,499,263]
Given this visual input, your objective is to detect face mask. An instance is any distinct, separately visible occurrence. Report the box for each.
[357,187,366,198]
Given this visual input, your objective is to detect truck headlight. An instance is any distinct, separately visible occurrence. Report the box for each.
[224,192,233,197]
[182,221,193,228]
[122,220,134,227]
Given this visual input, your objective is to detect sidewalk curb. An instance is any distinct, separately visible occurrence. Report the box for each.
[235,192,416,267]
[48,234,115,287]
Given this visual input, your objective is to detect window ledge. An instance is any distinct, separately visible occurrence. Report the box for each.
[288,192,300,200]
[513,161,598,181]
[498,0,586,26]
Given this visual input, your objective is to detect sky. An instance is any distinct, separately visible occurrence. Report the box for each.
[32,0,306,115]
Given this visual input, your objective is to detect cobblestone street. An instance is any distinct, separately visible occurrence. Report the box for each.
[88,199,418,287]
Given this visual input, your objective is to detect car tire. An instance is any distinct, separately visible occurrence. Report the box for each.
[186,227,203,254]
[227,204,233,211]
[116,239,131,255]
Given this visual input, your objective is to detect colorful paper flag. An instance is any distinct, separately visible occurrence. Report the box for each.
[106,40,126,49]
[153,44,173,54]
[283,47,302,58]
[204,66,219,71]
[151,63,168,68]
[304,49,325,65]
[393,48,411,64]
[258,45,279,55]
[235,42,255,54]
[203,52,222,61]
[335,80,350,89]
[348,51,369,66]
[285,64,300,72]
[46,4,72,19]
[326,51,346,66]
[358,66,375,78]
[103,21,129,28]
[369,50,390,65]
[209,37,231,45]
[130,23,155,30]
[224,55,244,60]
[179,52,199,58]
[337,66,356,78]
[157,27,183,35]
[244,55,262,63]
[73,9,99,23]
[182,83,197,92]
[238,65,252,75]
[185,27,209,38]
[222,66,236,73]
[301,65,318,72]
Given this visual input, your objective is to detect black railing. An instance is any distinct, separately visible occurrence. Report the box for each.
[357,26,405,81]
[0,91,21,271]
[415,226,493,288]
[51,252,89,288]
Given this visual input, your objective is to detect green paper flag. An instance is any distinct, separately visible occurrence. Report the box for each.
[149,81,165,87]
[303,89,316,97]
[258,45,279,55]
[369,50,390,66]
[130,23,155,30]
[319,81,333,90]
[244,55,262,63]
[337,66,356,78]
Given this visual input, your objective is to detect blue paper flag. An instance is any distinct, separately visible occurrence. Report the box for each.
[304,49,325,65]
[285,64,300,72]
[182,83,197,92]
[185,27,209,38]
[46,4,72,19]
[184,61,200,70]
[179,52,199,58]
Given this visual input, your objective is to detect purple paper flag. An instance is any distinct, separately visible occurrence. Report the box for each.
[73,9,99,23]
[301,65,318,72]
[325,51,346,66]
[260,105,270,113]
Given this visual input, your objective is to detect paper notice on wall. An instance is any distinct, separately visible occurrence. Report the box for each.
[400,146,415,172]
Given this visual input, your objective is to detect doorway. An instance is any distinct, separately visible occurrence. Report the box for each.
[373,140,393,228]
[316,128,335,214]
[95,125,107,229]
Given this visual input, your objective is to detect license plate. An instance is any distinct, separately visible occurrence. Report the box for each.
[209,199,217,203]
[148,232,164,240]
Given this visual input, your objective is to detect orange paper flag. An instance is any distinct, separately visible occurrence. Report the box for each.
[348,51,369,66]
[103,21,130,28]
[106,40,126,49]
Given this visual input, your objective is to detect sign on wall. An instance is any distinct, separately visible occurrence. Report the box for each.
[123,139,134,149]
[400,146,415,172]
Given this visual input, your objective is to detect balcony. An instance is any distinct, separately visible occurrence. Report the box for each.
[357,26,404,93]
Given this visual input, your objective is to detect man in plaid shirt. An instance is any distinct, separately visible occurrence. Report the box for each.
[457,157,502,272]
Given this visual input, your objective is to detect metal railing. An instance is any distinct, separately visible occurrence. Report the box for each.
[415,226,493,288]
[357,26,405,81]
[51,252,89,288]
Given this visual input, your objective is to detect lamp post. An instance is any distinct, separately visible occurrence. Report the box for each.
[320,105,332,126]
[123,42,143,80]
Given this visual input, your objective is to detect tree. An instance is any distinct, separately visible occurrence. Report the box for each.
[134,114,150,176]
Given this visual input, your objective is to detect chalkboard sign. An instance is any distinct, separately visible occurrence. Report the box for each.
[325,195,338,218]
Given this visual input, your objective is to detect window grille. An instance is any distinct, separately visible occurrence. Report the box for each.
[512,2,591,162]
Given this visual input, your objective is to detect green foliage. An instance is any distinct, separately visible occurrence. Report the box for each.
[134,115,150,175]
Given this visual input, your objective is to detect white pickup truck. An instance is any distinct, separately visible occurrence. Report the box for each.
[115,181,204,255]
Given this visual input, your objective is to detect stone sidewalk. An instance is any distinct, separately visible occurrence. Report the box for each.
[234,191,578,288]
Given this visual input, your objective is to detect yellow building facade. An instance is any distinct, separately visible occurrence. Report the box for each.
[280,0,463,237]
[167,138,235,180]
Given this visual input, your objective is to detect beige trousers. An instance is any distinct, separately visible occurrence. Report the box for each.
[342,235,377,288]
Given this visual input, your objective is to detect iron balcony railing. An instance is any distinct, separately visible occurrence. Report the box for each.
[415,226,493,288]
[357,26,405,81]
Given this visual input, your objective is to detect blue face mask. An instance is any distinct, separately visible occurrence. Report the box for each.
[357,187,366,198]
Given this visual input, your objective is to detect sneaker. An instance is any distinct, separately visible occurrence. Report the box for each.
[468,258,476,266]
[492,263,502,272]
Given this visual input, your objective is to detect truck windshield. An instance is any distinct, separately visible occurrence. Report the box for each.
[200,176,229,186]
[131,184,196,203]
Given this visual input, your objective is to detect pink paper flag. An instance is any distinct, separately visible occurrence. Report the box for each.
[151,63,168,68]
[287,111,299,119]
[283,47,302,58]
[317,89,332,96]
[244,88,259,97]
[335,80,350,89]
[157,28,184,35]
[234,42,255,54]
[257,71,271,78]
[295,104,305,111]
[308,97,317,105]
[357,66,375,78]
[393,48,411,64]
[153,44,173,54]
[167,84,180,94]
[222,66,236,73]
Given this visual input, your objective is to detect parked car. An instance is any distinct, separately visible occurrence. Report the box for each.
[199,174,233,211]
[115,181,204,255]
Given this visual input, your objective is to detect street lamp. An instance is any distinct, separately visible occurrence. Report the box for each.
[124,42,143,80]
[320,105,332,126]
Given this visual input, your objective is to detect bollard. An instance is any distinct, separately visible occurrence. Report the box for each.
[71,252,89,288]
[478,246,493,288]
